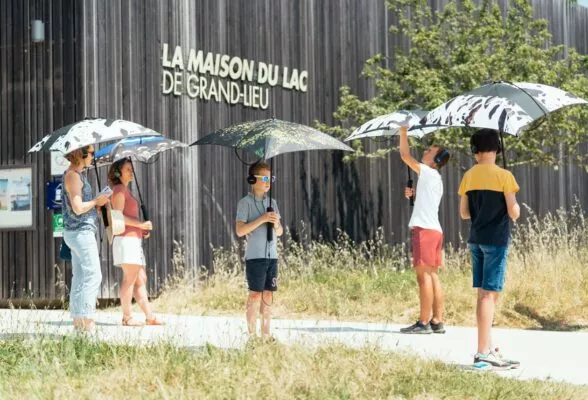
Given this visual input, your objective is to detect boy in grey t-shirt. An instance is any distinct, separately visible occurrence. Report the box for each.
[236,161,283,341]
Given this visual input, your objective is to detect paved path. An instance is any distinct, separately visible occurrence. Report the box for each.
[1,309,586,386]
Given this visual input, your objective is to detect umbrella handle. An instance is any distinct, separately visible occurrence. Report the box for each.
[99,206,109,227]
[266,157,275,243]
[141,204,149,221]
[407,178,415,207]
[266,206,274,242]
[92,159,110,227]
[499,131,508,169]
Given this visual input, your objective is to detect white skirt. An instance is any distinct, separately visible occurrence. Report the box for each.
[112,236,146,267]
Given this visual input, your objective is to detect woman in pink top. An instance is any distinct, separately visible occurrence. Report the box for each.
[108,158,164,326]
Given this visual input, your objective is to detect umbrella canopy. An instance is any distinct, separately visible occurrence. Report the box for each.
[344,110,438,141]
[94,136,188,167]
[93,136,187,221]
[191,118,353,159]
[28,118,162,154]
[467,81,587,119]
[419,81,588,136]
[420,95,534,136]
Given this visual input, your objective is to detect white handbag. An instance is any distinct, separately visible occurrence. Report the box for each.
[105,204,125,245]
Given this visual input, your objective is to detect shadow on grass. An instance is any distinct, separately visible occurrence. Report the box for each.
[514,304,588,332]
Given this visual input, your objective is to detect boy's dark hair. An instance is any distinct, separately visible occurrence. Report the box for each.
[433,147,450,169]
[470,129,502,154]
[248,161,271,177]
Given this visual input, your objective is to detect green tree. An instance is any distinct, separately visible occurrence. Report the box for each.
[319,0,588,167]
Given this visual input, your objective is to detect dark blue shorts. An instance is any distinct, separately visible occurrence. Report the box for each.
[469,244,509,292]
[246,258,278,292]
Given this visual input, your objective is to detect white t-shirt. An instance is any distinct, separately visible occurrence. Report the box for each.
[408,164,443,233]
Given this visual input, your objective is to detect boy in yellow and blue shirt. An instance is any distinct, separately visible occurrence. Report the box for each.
[458,129,521,369]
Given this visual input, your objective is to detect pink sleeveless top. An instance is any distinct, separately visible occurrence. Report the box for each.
[112,184,143,238]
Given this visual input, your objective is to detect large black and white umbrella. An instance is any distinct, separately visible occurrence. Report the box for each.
[420,82,587,136]
[28,118,162,154]
[419,81,588,167]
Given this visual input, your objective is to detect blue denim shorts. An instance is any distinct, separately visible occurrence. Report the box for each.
[469,243,509,292]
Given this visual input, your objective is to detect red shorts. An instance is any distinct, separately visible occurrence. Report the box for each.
[411,227,443,267]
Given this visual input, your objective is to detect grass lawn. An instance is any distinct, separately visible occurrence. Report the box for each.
[0,336,586,399]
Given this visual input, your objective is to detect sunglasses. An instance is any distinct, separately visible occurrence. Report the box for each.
[254,175,276,183]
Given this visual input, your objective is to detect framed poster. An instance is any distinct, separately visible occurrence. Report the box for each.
[51,152,70,176]
[0,166,35,230]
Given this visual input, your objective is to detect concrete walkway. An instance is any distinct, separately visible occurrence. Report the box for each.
[0,309,586,386]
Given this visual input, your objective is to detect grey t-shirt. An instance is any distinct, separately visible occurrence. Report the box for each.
[236,193,280,260]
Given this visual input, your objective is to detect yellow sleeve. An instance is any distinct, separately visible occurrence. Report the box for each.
[503,171,520,193]
[458,172,469,196]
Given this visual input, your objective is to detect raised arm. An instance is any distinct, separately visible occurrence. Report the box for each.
[399,126,420,174]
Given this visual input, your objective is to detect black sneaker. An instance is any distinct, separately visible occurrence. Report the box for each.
[400,321,433,334]
[430,321,446,334]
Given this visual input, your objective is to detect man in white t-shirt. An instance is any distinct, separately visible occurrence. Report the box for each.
[398,126,450,334]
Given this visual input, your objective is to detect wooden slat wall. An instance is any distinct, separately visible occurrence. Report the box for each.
[1,0,587,301]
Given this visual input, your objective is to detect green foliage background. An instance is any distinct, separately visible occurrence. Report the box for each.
[318,0,588,168]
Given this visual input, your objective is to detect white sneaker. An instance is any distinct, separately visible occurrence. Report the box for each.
[490,347,520,368]
[474,351,511,369]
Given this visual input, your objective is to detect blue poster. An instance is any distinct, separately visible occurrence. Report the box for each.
[46,179,63,210]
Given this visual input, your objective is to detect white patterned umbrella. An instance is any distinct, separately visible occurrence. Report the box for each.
[28,118,162,154]
[94,136,188,167]
[344,110,437,141]
[419,82,588,136]
[92,136,187,221]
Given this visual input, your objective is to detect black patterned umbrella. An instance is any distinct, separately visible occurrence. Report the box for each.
[191,118,353,160]
[191,118,353,242]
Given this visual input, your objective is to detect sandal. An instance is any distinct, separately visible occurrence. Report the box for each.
[122,316,145,327]
[145,316,165,326]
